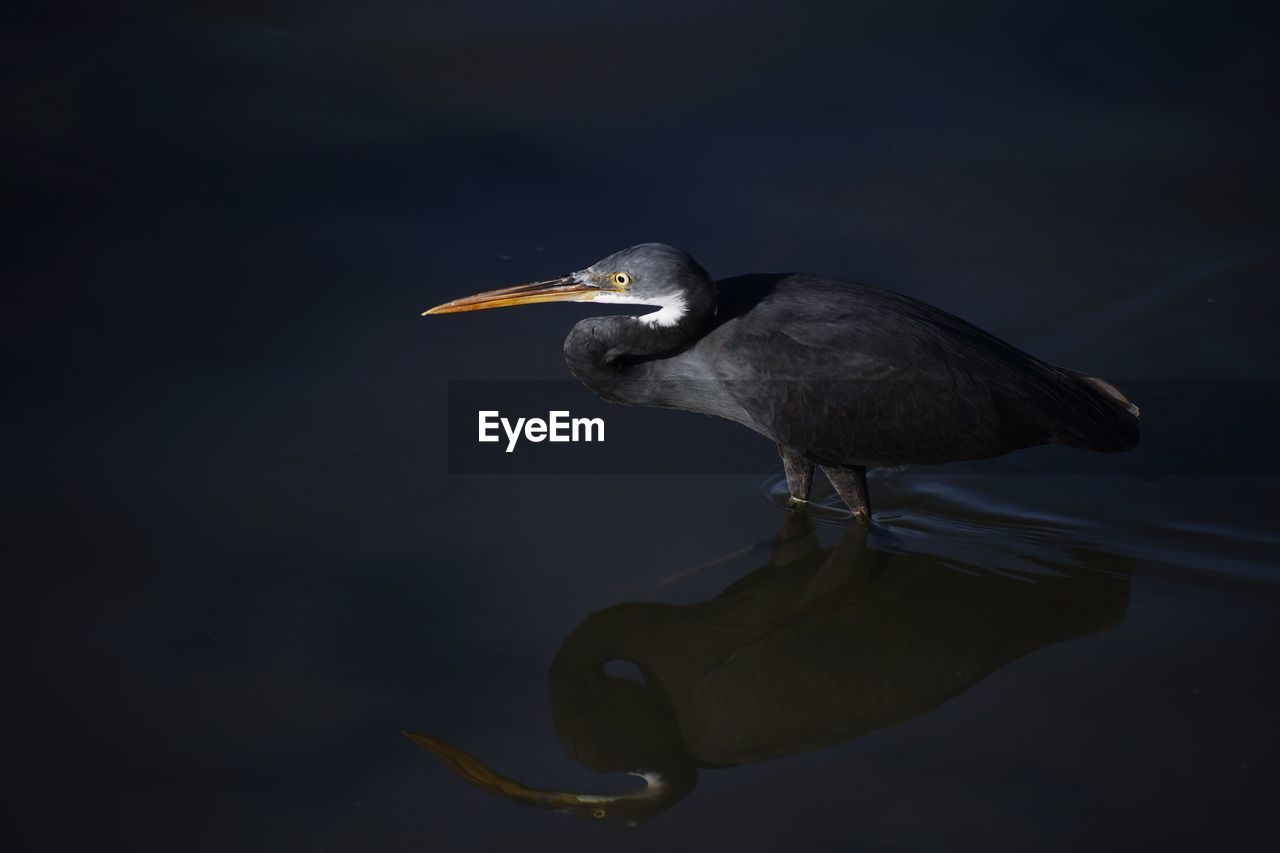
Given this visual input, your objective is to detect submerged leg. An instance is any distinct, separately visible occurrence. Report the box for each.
[823,465,871,522]
[778,444,814,506]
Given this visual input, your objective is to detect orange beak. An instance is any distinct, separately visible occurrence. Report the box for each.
[401,731,583,809]
[422,275,607,316]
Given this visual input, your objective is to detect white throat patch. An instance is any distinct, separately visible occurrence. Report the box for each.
[592,292,688,327]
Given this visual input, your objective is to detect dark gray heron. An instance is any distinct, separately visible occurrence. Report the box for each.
[425,244,1139,519]
[404,510,1132,824]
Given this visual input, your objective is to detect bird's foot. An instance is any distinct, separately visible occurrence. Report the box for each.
[822,464,872,526]
[778,445,815,507]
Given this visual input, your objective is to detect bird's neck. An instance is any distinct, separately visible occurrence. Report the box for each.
[564,285,717,390]
[548,607,700,812]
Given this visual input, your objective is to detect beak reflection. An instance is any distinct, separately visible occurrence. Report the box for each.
[400,732,585,810]
[405,508,1133,825]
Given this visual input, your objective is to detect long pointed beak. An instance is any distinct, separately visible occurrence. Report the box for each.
[422,274,605,316]
[401,731,583,809]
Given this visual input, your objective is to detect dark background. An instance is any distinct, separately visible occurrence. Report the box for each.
[5,2,1279,851]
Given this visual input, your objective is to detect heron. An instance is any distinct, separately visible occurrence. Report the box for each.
[404,510,1133,824]
[424,244,1139,519]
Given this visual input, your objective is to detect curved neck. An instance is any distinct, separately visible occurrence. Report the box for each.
[564,283,717,389]
[547,606,699,819]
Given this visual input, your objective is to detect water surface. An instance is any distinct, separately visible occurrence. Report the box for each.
[5,2,1279,850]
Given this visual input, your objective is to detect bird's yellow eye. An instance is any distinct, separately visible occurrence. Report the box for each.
[611,272,630,288]
[593,808,607,819]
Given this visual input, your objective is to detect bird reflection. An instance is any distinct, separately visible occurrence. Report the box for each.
[405,510,1131,824]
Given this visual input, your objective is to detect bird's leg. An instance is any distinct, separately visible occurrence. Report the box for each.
[778,445,814,507]
[792,522,871,609]
[822,465,871,522]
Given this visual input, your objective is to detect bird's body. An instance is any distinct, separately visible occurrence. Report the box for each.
[426,244,1139,517]
[567,272,1138,465]
[405,511,1134,823]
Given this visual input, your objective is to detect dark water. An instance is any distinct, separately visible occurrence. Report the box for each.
[6,2,1280,850]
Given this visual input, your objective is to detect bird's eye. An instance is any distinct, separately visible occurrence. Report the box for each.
[611,272,630,288]
[592,808,607,819]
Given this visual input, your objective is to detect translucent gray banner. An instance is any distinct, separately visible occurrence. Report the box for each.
[445,380,1278,475]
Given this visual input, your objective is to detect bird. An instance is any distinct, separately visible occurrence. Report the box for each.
[424,244,1139,519]
[404,510,1133,824]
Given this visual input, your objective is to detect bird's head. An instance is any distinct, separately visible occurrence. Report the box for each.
[424,243,713,328]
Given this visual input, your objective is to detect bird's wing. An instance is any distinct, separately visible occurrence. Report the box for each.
[702,276,1052,466]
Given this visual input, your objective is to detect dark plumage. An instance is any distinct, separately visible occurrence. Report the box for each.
[404,511,1133,823]
[427,243,1139,518]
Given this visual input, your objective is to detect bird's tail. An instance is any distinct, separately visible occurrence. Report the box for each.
[1046,370,1140,452]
